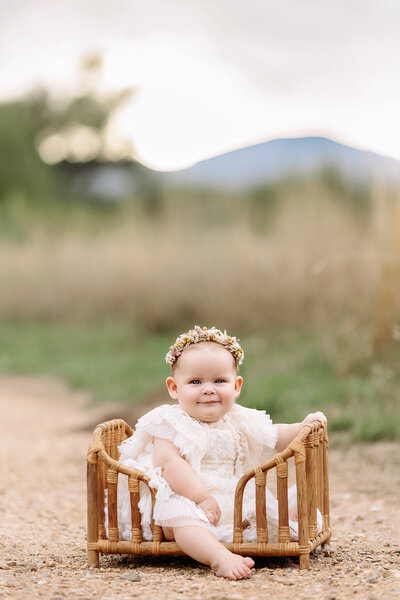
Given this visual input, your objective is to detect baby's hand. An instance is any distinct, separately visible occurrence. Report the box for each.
[198,494,221,526]
[301,411,327,428]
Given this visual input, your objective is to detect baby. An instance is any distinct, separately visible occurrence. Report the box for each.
[117,326,327,580]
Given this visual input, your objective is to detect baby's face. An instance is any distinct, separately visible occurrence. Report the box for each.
[166,342,243,422]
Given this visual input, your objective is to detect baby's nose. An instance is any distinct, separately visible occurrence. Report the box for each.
[203,384,216,394]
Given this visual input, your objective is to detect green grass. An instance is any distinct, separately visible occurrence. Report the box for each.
[0,319,399,442]
[240,334,400,442]
[0,319,171,403]
[240,334,349,422]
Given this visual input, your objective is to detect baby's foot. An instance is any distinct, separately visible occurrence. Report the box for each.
[289,507,298,521]
[211,548,254,580]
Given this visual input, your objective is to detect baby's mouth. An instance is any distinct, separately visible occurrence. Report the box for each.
[198,399,221,404]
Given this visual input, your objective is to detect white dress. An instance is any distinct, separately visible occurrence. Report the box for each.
[115,403,303,543]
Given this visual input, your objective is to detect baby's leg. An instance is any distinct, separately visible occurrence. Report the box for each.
[172,526,254,580]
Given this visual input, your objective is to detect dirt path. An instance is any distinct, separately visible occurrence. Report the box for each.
[1,376,399,600]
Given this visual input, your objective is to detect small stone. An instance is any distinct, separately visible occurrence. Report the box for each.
[123,572,141,582]
[327,593,337,600]
[6,561,16,567]
[368,574,378,583]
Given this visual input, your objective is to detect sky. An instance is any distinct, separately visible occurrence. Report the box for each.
[1,0,400,170]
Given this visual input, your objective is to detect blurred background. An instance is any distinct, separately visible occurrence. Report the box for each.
[1,0,400,441]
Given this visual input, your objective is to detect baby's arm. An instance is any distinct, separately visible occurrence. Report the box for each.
[275,411,327,452]
[153,437,221,525]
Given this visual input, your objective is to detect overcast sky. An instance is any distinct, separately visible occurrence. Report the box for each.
[1,0,399,169]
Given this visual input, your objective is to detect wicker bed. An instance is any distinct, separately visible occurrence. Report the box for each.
[87,419,331,570]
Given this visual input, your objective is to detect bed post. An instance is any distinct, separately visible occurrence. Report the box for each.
[87,459,100,567]
[289,438,310,569]
[323,427,331,545]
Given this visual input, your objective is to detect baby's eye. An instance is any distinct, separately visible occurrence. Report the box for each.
[215,379,225,384]
[190,379,201,385]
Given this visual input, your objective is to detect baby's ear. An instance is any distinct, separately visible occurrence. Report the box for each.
[234,376,243,396]
[166,376,178,399]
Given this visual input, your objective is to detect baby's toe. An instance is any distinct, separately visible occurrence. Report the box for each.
[237,564,250,579]
[232,568,242,580]
[244,557,254,568]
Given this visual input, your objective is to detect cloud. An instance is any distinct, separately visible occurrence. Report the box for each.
[1,0,399,168]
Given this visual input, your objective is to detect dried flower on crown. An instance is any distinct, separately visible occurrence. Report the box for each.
[165,325,244,367]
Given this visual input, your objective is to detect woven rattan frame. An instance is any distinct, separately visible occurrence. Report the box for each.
[87,419,331,570]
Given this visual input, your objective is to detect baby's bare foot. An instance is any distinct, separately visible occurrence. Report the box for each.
[289,508,298,521]
[211,549,254,580]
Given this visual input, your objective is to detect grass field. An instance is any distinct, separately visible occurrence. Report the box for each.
[1,188,399,340]
[1,179,400,443]
[1,318,399,443]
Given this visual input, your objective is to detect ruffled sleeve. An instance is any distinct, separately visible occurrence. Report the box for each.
[118,404,209,471]
[228,403,278,468]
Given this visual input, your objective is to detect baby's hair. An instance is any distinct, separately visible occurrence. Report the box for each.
[165,325,244,368]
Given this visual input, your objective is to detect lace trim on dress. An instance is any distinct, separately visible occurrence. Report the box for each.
[118,403,278,474]
[118,404,209,471]
[224,404,278,468]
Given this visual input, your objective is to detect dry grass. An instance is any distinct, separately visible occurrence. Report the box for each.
[1,189,400,346]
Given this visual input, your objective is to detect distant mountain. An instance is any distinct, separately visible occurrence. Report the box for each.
[163,137,400,189]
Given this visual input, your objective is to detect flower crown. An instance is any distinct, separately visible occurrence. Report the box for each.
[165,325,244,367]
